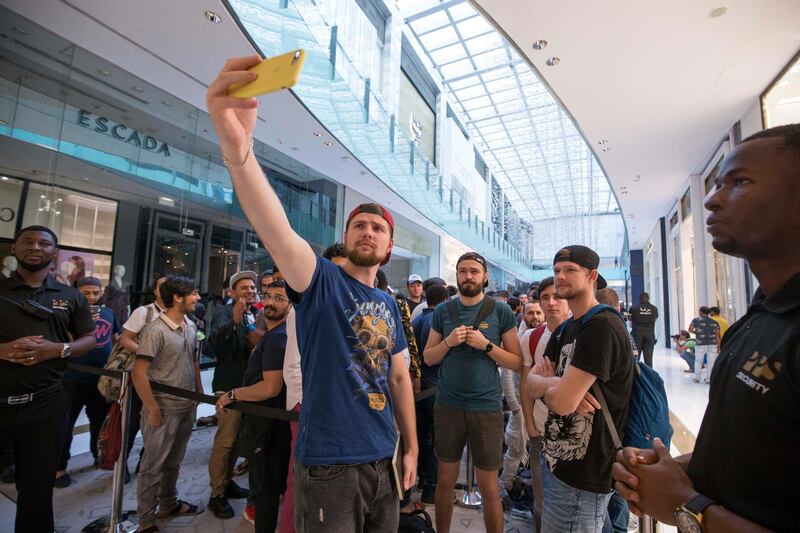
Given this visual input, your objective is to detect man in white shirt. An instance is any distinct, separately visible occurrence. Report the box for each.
[500,301,544,500]
[519,277,569,531]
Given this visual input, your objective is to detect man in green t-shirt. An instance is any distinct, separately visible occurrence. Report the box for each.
[424,252,522,533]
[674,330,697,373]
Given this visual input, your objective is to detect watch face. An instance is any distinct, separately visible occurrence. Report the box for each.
[675,510,702,533]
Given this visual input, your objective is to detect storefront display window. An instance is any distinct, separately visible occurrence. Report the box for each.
[0,176,24,239]
[762,51,800,127]
[400,72,437,163]
[51,248,112,287]
[22,183,116,252]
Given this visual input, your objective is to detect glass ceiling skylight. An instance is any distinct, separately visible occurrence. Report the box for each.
[403,1,623,250]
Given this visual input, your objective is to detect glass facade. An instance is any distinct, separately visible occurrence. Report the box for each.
[402,0,626,262]
[228,0,539,280]
[0,5,338,295]
[762,51,800,128]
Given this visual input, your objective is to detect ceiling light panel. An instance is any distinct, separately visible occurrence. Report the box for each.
[400,0,623,257]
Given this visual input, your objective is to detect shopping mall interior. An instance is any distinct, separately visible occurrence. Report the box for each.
[0,0,798,531]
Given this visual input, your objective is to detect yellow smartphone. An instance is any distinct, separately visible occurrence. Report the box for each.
[227,49,306,98]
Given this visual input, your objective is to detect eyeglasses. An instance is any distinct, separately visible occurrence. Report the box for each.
[263,294,289,304]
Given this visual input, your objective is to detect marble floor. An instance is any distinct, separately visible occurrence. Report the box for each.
[1,347,701,532]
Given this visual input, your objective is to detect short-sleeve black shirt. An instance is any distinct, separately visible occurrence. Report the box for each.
[0,272,94,395]
[629,302,658,331]
[243,322,287,409]
[688,272,800,532]
[542,309,634,493]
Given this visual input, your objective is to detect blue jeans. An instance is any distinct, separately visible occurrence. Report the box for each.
[679,349,696,371]
[603,491,629,533]
[540,455,611,533]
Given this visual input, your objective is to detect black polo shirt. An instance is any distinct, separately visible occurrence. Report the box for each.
[0,272,94,396]
[688,272,800,532]
[629,302,658,331]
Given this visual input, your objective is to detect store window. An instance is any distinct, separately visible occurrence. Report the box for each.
[0,176,24,239]
[208,225,243,297]
[680,190,691,220]
[400,72,437,163]
[762,51,800,127]
[22,183,116,252]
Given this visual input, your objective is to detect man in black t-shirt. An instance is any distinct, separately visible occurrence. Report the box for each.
[527,245,633,532]
[629,292,658,367]
[217,280,292,531]
[613,125,800,532]
[0,226,95,533]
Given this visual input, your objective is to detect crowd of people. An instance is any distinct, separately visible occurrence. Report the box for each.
[0,56,796,533]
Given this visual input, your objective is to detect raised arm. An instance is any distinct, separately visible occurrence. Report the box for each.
[207,56,316,293]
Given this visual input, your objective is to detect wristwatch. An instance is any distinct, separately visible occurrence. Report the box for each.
[60,343,72,358]
[485,342,494,353]
[675,494,715,533]
[226,389,236,401]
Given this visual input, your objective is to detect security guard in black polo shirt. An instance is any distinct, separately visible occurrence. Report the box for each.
[629,292,658,367]
[612,124,800,532]
[0,225,95,533]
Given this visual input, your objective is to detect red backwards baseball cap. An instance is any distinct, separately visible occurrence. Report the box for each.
[345,203,395,266]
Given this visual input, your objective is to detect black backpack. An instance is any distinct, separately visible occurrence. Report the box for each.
[398,509,435,533]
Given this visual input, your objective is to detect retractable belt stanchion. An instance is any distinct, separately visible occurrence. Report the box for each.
[81,368,137,533]
[108,369,136,532]
[457,443,482,509]
[63,363,434,531]
[639,515,655,533]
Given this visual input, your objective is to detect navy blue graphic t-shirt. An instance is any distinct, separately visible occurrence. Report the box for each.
[287,256,408,465]
[64,306,120,383]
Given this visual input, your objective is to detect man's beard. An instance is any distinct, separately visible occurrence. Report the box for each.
[264,306,288,321]
[345,243,382,267]
[457,280,482,297]
[18,256,52,272]
[525,318,542,328]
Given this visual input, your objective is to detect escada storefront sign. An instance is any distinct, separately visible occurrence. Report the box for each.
[77,109,171,157]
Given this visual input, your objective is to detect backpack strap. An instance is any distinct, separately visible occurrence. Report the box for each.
[144,304,155,329]
[528,324,547,361]
[471,297,496,329]
[446,299,460,325]
[446,296,496,329]
[590,382,623,450]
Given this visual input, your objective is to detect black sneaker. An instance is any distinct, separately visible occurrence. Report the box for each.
[224,481,250,499]
[54,473,72,488]
[207,495,234,519]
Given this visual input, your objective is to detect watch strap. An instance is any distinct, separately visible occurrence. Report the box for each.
[684,494,715,515]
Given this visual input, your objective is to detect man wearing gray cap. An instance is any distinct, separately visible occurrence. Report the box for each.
[406,274,424,313]
[207,270,260,518]
[526,245,634,531]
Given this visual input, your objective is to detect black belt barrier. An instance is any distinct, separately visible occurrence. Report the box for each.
[66,362,437,423]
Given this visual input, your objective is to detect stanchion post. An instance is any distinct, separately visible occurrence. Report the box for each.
[639,515,655,533]
[108,369,132,532]
[457,443,482,508]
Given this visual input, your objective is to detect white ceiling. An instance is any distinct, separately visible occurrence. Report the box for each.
[5,0,800,253]
[0,0,447,237]
[475,0,800,247]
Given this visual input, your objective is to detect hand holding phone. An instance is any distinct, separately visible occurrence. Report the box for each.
[227,49,306,99]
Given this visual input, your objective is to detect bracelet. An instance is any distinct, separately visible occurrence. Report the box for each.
[443,338,451,348]
[222,138,254,170]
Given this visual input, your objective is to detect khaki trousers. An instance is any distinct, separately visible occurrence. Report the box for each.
[208,398,242,497]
